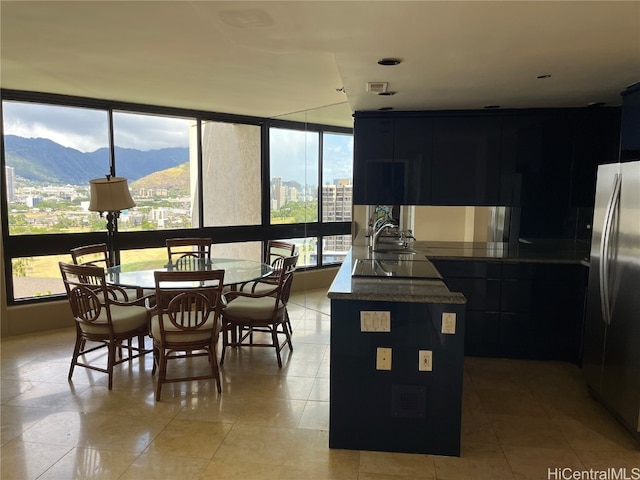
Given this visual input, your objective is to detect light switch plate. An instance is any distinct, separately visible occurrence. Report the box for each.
[441,312,456,334]
[376,347,392,370]
[418,350,433,371]
[361,311,391,332]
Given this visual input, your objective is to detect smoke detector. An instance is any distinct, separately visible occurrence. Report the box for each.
[367,82,388,94]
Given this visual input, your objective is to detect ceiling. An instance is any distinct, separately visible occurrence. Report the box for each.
[1,1,639,128]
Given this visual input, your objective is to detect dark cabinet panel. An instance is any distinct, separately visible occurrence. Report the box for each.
[571,109,621,206]
[621,83,640,161]
[394,117,433,204]
[353,118,398,204]
[431,116,502,206]
[501,112,574,208]
[434,259,587,362]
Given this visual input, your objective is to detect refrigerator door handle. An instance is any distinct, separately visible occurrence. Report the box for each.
[599,173,621,325]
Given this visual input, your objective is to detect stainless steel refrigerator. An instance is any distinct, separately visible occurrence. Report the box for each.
[582,160,640,438]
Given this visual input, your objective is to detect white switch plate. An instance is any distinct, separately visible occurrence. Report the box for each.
[419,350,433,371]
[376,347,392,370]
[361,311,391,332]
[441,312,456,334]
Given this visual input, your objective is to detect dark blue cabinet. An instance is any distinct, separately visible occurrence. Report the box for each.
[431,116,502,206]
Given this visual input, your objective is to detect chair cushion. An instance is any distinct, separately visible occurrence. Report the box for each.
[223,296,285,322]
[79,304,148,335]
[149,313,218,344]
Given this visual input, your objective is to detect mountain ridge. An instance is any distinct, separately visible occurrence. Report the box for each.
[4,135,188,184]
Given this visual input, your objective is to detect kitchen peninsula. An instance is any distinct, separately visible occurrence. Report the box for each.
[327,232,466,456]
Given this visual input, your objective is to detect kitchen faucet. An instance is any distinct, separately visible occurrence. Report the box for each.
[371,222,396,252]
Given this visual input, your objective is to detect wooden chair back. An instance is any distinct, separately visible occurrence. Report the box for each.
[166,237,212,267]
[70,243,112,269]
[153,269,225,338]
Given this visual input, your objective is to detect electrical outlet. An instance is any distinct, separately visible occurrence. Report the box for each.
[361,311,391,332]
[441,312,456,334]
[419,350,433,371]
[376,347,392,370]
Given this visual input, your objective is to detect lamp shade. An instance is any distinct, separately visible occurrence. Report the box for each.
[88,177,136,212]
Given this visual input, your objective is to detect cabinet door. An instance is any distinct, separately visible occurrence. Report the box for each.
[501,112,574,208]
[621,83,640,161]
[431,116,502,206]
[353,118,400,204]
[571,109,621,207]
[394,117,433,204]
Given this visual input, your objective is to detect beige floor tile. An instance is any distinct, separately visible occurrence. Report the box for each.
[0,440,72,480]
[489,414,572,449]
[553,415,640,452]
[119,452,210,480]
[309,377,330,401]
[214,424,297,465]
[475,388,547,417]
[298,400,329,430]
[67,384,185,418]
[176,393,250,423]
[3,290,640,479]
[460,412,500,445]
[20,410,170,453]
[143,418,232,459]
[1,404,54,446]
[201,459,288,480]
[502,445,585,480]
[359,450,435,478]
[236,396,307,428]
[284,429,360,478]
[434,442,515,480]
[6,381,90,410]
[0,378,37,403]
[37,446,139,480]
[575,449,640,469]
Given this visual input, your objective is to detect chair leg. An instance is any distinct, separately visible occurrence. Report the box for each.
[209,347,222,394]
[220,322,229,365]
[272,327,282,368]
[107,341,117,390]
[155,347,166,401]
[68,333,82,381]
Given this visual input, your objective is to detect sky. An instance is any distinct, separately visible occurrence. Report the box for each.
[3,101,353,186]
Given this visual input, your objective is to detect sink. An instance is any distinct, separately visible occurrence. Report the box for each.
[352,257,442,279]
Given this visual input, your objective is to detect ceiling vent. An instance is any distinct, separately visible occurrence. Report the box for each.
[367,82,388,94]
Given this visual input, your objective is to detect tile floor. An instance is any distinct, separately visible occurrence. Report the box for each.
[1,289,638,479]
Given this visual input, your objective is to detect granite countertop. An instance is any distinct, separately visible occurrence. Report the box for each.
[352,230,591,266]
[327,250,466,304]
[327,231,590,303]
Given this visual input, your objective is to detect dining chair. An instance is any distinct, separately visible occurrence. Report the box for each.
[70,243,154,303]
[221,254,298,368]
[59,261,151,389]
[166,237,212,267]
[148,268,226,400]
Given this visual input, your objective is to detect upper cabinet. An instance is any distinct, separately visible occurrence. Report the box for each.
[353,108,620,207]
[620,82,640,162]
[431,116,501,206]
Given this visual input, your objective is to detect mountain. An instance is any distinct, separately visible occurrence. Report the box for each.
[130,162,190,194]
[3,135,188,184]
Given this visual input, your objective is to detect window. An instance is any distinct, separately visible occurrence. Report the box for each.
[1,91,352,303]
[3,101,109,235]
[112,111,195,230]
[269,127,319,225]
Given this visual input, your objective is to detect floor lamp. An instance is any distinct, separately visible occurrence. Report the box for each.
[88,176,136,267]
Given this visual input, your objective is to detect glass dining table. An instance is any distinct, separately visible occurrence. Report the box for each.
[106,257,273,290]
